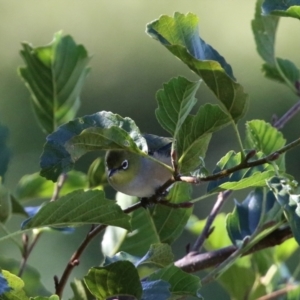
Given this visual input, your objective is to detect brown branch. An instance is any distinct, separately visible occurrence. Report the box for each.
[191,190,231,252]
[175,226,292,274]
[256,284,299,300]
[273,100,300,130]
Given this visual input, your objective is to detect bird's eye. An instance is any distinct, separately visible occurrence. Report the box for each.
[121,160,129,170]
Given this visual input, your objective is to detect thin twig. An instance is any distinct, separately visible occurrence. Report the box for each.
[273,100,300,130]
[256,284,299,300]
[191,190,231,252]
[18,231,42,277]
[55,201,143,298]
[51,173,67,202]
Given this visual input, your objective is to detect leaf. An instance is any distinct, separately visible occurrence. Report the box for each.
[0,272,10,296]
[268,177,300,244]
[262,59,300,85]
[15,171,88,200]
[136,243,174,278]
[245,119,286,171]
[262,0,300,19]
[70,279,89,300]
[87,157,107,188]
[252,0,279,65]
[226,188,282,245]
[218,256,256,300]
[18,32,91,134]
[151,183,193,243]
[141,280,171,300]
[40,111,147,182]
[1,270,29,300]
[22,189,131,230]
[0,123,11,180]
[30,296,59,300]
[148,264,202,299]
[177,104,231,173]
[0,257,50,297]
[252,0,300,89]
[147,12,248,123]
[155,76,200,137]
[84,261,142,300]
[207,151,274,193]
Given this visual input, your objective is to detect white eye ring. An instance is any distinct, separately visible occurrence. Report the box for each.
[121,160,129,170]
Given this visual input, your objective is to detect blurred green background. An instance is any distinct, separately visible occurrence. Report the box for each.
[1,1,300,299]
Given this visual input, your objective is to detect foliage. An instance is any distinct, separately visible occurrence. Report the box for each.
[1,1,300,299]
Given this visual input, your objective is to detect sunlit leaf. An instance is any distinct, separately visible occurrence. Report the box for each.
[268,177,300,244]
[84,261,142,300]
[40,111,147,182]
[148,264,202,299]
[0,257,50,297]
[245,119,286,171]
[177,104,231,173]
[147,12,248,123]
[1,270,29,300]
[70,279,89,300]
[22,189,131,230]
[15,171,88,200]
[151,183,193,243]
[207,151,274,193]
[155,76,200,137]
[18,32,91,134]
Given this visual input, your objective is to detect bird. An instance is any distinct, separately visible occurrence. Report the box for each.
[105,134,173,198]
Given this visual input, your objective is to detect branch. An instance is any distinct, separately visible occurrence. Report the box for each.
[175,226,292,274]
[191,190,231,252]
[273,100,300,130]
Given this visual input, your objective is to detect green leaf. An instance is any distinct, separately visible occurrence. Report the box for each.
[245,119,286,171]
[148,264,202,299]
[151,183,193,243]
[178,104,231,173]
[252,0,279,65]
[18,32,90,134]
[84,261,142,300]
[262,0,300,19]
[218,256,256,300]
[155,76,200,137]
[70,279,89,300]
[286,285,300,299]
[207,151,274,193]
[268,177,300,244]
[30,296,59,300]
[15,171,88,200]
[40,111,147,182]
[22,189,131,230]
[1,270,29,300]
[147,12,248,123]
[252,0,300,90]
[136,243,174,278]
[141,280,171,300]
[262,59,300,85]
[87,157,107,188]
[0,257,50,297]
[226,188,282,245]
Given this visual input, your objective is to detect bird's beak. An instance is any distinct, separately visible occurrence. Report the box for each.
[108,168,116,178]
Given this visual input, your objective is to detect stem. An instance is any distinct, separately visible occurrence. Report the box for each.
[273,100,300,130]
[191,190,231,252]
[232,121,245,158]
[55,201,143,298]
[18,231,42,277]
[256,284,299,300]
[51,173,67,202]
